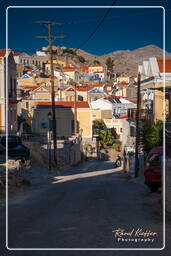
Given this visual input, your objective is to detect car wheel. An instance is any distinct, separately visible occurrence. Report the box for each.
[150,185,159,192]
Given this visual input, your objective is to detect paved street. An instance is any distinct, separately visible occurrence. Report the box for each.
[0,160,170,256]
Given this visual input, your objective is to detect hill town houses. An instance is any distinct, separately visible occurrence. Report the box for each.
[0,47,171,154]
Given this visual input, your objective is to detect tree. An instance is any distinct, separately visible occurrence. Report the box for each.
[77,55,86,63]
[62,48,76,55]
[141,120,163,153]
[99,130,115,148]
[93,60,101,65]
[92,119,105,132]
[106,57,114,72]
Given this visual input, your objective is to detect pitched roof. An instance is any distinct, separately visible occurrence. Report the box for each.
[35,101,90,109]
[82,66,89,72]
[129,99,137,104]
[76,86,93,92]
[13,53,23,56]
[93,71,104,73]
[118,81,129,86]
[62,66,76,72]
[118,115,128,119]
[92,84,104,87]
[157,58,171,73]
[105,84,113,87]
[0,49,7,57]
[90,64,103,67]
[21,85,40,91]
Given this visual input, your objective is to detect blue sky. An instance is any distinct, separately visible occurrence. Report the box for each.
[0,0,171,55]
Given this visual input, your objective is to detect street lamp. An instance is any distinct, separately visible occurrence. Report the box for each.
[48,112,52,121]
[47,112,52,170]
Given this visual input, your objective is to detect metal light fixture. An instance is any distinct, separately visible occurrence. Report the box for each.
[47,112,52,120]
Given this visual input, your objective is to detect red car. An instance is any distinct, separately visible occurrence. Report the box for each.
[144,146,163,192]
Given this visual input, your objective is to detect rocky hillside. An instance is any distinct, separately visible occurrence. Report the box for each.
[71,45,171,75]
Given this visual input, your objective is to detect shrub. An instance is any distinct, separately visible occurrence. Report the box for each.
[63,48,76,55]
[77,55,86,63]
[99,130,115,148]
[141,120,163,153]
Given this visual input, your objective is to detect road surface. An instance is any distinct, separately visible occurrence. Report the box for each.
[0,160,170,256]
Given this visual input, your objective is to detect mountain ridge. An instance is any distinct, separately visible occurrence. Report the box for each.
[71,45,171,75]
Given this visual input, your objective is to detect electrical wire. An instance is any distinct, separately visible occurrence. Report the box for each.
[74,0,118,53]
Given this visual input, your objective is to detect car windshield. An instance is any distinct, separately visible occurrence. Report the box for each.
[1,136,22,147]
[147,153,163,167]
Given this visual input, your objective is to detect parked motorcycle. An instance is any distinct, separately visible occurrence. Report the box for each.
[114,156,122,168]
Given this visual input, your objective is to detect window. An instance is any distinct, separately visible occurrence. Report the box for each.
[26,102,29,109]
[120,128,123,133]
[147,153,163,167]
[41,122,48,129]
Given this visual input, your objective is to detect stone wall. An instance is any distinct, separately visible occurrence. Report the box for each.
[23,138,82,170]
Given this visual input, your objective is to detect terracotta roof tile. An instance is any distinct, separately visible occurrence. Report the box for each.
[21,85,40,91]
[91,64,103,67]
[62,67,76,72]
[118,115,128,119]
[0,49,7,57]
[35,101,90,108]
[157,58,171,73]
[13,53,23,56]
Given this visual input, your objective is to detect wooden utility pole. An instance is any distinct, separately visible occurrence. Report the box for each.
[74,82,77,135]
[135,72,141,178]
[35,21,66,166]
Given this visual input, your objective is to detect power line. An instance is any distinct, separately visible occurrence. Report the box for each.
[35,20,69,167]
[75,0,118,52]
[73,8,162,25]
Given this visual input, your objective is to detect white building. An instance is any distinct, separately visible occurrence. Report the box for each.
[0,49,17,134]
[90,97,136,118]
[138,57,171,121]
[104,118,136,152]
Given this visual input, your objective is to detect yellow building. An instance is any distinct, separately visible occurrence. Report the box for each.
[45,58,67,73]
[139,58,171,121]
[31,101,112,138]
[64,86,93,102]
[18,73,59,87]
[116,76,130,84]
[88,65,105,74]
[17,84,62,117]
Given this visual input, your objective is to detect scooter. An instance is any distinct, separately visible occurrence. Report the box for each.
[113,157,122,168]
